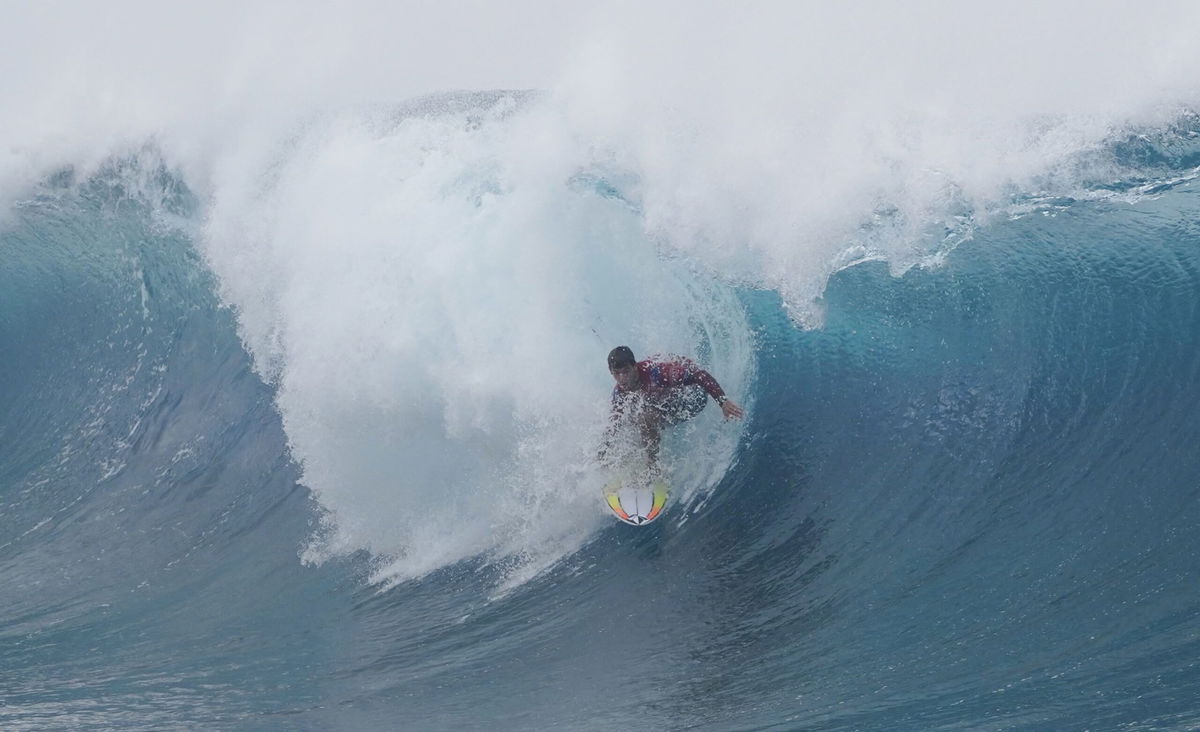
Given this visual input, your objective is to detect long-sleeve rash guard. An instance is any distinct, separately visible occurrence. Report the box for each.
[610,355,727,409]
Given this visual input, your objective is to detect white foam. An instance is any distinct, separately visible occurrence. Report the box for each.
[201,99,751,582]
[552,1,1200,322]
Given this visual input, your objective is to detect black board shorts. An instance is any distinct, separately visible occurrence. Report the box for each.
[652,384,709,426]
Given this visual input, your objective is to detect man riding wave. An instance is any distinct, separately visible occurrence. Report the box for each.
[600,345,744,470]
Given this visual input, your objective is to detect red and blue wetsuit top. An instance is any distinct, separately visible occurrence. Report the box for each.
[611,356,727,407]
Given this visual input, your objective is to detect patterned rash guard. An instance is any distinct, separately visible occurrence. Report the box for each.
[610,356,727,412]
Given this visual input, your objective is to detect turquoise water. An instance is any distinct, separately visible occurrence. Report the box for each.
[2,111,1200,730]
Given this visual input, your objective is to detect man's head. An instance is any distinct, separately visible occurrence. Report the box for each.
[608,346,639,390]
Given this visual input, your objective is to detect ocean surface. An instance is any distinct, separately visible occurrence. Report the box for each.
[2,86,1200,730]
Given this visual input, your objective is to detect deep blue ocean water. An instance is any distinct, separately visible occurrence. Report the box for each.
[2,116,1200,730]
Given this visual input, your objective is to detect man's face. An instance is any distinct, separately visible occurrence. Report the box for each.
[610,364,639,390]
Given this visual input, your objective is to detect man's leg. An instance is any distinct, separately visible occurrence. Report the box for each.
[638,408,665,466]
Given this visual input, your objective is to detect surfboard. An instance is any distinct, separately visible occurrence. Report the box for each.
[603,477,670,526]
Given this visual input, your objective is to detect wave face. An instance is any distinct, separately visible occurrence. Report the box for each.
[3,103,1200,728]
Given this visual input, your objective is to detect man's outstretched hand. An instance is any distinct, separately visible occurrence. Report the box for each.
[720,399,745,420]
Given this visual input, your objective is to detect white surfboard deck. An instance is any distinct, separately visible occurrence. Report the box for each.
[603,477,670,526]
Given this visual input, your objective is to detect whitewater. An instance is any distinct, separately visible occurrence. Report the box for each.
[3,2,1200,729]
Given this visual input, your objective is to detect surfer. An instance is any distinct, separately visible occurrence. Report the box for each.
[600,345,744,469]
